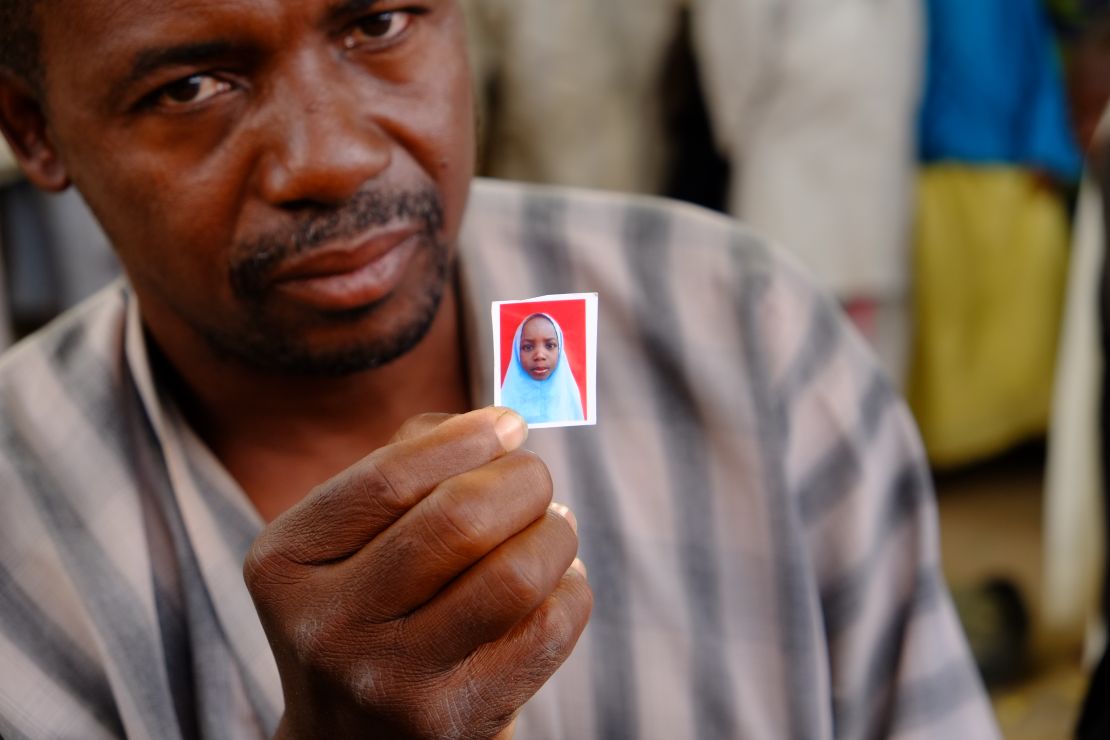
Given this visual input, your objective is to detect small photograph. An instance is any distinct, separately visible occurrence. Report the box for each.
[492,293,598,428]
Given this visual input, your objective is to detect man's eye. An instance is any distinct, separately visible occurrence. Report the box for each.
[156,75,231,107]
[344,11,413,48]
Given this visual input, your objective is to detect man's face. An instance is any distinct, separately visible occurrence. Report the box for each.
[519,316,559,381]
[35,0,474,375]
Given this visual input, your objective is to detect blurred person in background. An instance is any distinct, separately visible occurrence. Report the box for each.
[909,0,1082,469]
[462,0,922,386]
[910,0,1085,695]
[1044,6,1110,736]
[1072,106,1110,740]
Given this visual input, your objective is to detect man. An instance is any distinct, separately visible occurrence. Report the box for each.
[0,0,998,738]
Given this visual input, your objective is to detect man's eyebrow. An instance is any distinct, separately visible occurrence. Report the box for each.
[125,40,236,86]
[324,0,385,25]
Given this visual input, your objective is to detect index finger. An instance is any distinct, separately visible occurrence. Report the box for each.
[259,407,528,566]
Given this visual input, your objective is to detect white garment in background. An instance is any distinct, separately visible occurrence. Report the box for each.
[463,0,922,299]
[1043,105,1110,655]
[695,0,922,298]
[464,0,679,194]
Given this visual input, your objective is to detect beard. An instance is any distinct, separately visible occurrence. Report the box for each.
[201,187,450,377]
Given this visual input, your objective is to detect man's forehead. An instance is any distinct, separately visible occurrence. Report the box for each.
[51,0,278,33]
[42,0,387,61]
[36,0,423,103]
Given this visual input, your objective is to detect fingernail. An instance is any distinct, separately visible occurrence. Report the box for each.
[493,408,528,451]
[570,558,588,579]
[549,501,577,533]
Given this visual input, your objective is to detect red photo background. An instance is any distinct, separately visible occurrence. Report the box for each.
[498,299,588,416]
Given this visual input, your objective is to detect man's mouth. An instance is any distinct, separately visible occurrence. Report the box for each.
[267,224,423,312]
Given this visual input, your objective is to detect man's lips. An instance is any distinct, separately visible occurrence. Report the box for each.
[268,225,422,311]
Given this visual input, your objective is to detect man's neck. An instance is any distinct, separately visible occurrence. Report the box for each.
[150,288,471,522]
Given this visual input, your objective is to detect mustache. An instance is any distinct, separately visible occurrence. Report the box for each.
[230,188,445,299]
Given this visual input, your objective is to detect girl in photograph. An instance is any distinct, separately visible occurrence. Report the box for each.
[501,313,585,424]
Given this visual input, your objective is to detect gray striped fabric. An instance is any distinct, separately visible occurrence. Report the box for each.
[0,179,999,739]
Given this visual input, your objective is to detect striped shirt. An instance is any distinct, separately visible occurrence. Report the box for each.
[0,179,999,739]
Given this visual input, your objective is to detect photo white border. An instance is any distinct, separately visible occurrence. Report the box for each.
[492,293,598,429]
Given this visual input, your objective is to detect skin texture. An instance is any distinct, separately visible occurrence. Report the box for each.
[0,0,592,737]
[519,315,559,381]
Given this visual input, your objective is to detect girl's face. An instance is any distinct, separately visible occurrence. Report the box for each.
[519,316,560,380]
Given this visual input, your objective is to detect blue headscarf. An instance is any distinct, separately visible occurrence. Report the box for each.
[500,313,585,425]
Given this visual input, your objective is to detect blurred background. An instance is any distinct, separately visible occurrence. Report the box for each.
[3,1,1110,736]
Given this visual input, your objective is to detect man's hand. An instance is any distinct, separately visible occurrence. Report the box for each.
[244,407,592,739]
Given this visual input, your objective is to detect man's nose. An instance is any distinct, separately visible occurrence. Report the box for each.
[254,62,391,207]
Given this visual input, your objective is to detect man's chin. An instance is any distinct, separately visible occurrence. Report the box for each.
[205,284,446,378]
[262,336,429,377]
[208,233,451,378]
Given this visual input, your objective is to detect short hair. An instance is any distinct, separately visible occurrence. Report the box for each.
[0,0,42,87]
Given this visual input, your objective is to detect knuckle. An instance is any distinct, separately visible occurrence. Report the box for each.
[295,611,405,693]
[533,513,579,572]
[426,483,489,560]
[488,451,554,515]
[511,450,553,496]
[566,574,595,623]
[345,654,398,710]
[534,604,575,655]
[354,452,409,517]
[489,557,547,613]
[544,507,579,545]
[308,458,398,530]
[242,535,297,597]
[440,682,513,740]
[527,596,585,672]
[242,538,270,590]
[287,610,336,666]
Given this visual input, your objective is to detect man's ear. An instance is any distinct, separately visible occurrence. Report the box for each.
[0,71,69,191]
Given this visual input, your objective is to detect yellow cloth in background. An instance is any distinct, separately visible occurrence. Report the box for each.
[909,165,1070,467]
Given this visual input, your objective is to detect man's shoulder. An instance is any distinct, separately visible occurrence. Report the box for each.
[464,178,781,268]
[0,282,133,477]
[462,179,831,331]
[0,280,140,551]
[0,280,129,393]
